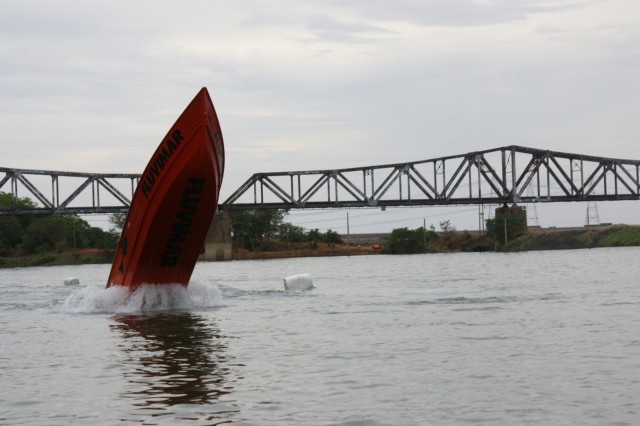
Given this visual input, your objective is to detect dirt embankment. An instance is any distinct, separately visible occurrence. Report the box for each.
[232,242,381,260]
[0,248,114,268]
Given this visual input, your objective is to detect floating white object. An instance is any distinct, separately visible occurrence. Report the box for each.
[283,273,313,291]
[64,277,80,286]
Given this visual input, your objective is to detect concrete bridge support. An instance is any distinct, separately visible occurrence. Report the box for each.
[495,204,527,228]
[204,210,233,261]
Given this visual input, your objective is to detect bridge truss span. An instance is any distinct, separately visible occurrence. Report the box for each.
[222,145,640,210]
[0,167,139,215]
[1,145,638,215]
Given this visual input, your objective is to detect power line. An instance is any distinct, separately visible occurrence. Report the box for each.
[289,207,479,232]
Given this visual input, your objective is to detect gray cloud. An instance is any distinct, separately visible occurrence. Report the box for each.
[325,0,592,27]
[1,0,638,230]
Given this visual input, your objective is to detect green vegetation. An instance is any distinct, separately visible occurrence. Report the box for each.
[503,234,531,252]
[383,220,489,254]
[228,209,343,250]
[108,212,127,234]
[228,209,286,250]
[597,226,640,247]
[0,191,118,264]
[383,226,437,254]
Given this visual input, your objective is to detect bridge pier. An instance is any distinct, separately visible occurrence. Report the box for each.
[495,204,527,235]
[204,210,233,261]
[495,204,528,229]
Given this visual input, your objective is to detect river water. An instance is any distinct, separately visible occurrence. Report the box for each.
[1,248,639,425]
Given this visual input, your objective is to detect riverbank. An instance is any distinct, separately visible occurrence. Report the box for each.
[507,224,640,251]
[0,248,114,268]
[232,242,381,260]
[1,225,639,267]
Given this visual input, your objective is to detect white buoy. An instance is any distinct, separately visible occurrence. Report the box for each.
[283,273,313,291]
[64,277,80,286]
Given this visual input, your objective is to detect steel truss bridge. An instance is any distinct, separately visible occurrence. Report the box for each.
[224,145,640,210]
[0,169,139,215]
[1,145,639,215]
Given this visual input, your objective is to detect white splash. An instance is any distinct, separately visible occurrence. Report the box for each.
[59,281,226,314]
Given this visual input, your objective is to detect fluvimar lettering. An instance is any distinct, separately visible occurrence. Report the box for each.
[141,129,184,198]
[160,177,205,267]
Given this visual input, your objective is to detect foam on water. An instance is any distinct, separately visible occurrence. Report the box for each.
[59,280,226,314]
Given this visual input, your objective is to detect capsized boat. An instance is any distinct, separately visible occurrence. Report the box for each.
[107,88,225,290]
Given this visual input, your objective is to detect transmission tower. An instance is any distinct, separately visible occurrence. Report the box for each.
[585,201,601,226]
[525,182,540,227]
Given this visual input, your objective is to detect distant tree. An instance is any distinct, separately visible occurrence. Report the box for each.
[306,228,322,243]
[384,227,422,254]
[229,209,288,250]
[58,215,118,250]
[0,216,22,255]
[321,229,343,244]
[21,215,116,253]
[81,223,119,249]
[439,220,456,233]
[0,192,119,254]
[63,216,89,249]
[22,216,68,253]
[0,192,38,229]
[437,219,459,250]
[278,222,307,243]
[384,226,438,254]
[423,225,438,246]
[0,192,37,210]
[108,212,127,234]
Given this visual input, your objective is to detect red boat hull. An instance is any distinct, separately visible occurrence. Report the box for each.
[107,88,224,290]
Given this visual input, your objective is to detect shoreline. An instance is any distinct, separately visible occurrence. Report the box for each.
[1,224,639,268]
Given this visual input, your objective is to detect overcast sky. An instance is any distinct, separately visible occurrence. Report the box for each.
[1,0,639,232]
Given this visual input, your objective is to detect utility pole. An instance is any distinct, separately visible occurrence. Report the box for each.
[423,218,427,251]
[346,211,350,244]
[504,217,508,246]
